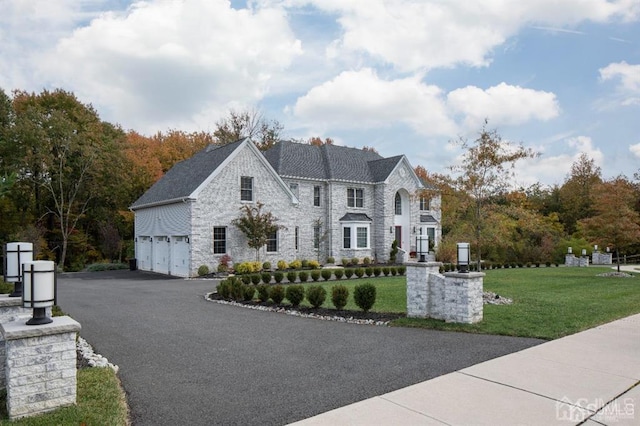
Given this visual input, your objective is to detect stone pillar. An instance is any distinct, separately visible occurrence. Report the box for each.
[0,316,81,420]
[405,261,441,318]
[0,295,29,323]
[442,272,484,324]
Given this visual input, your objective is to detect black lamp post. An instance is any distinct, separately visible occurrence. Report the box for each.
[457,242,470,273]
[22,260,57,326]
[4,242,33,298]
[416,235,429,262]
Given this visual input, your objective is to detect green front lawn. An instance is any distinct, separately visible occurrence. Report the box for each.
[298,267,640,340]
[0,368,128,425]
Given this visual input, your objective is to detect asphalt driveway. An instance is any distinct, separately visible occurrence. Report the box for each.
[58,270,543,426]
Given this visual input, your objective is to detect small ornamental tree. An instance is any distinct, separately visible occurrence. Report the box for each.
[232,202,285,261]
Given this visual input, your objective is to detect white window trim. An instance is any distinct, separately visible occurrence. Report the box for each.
[341,222,370,249]
[347,187,364,208]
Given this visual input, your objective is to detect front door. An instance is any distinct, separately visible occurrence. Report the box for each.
[395,226,402,248]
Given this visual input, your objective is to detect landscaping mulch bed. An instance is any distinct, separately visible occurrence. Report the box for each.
[207,292,405,323]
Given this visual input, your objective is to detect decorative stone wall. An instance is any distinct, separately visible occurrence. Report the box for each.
[592,251,613,265]
[0,316,81,420]
[565,254,590,267]
[406,262,484,324]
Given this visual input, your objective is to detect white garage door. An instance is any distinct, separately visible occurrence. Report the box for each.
[154,236,170,275]
[137,236,152,272]
[171,236,190,277]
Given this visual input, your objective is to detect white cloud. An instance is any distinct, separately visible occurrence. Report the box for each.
[447,83,560,129]
[274,0,640,72]
[599,61,640,105]
[30,0,302,132]
[630,143,640,158]
[292,68,456,136]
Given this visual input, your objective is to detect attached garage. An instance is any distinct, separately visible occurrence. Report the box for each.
[171,236,190,277]
[137,236,153,271]
[154,236,170,275]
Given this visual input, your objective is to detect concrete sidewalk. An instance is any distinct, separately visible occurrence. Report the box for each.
[292,314,640,425]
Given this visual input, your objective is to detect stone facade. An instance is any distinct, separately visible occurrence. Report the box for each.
[592,251,613,265]
[134,140,442,277]
[565,254,590,267]
[0,316,80,420]
[406,262,484,324]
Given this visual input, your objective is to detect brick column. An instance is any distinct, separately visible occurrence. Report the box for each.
[442,272,484,324]
[0,316,81,420]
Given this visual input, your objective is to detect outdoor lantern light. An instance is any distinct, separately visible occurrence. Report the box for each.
[416,235,429,262]
[22,260,57,326]
[4,242,33,298]
[594,245,598,251]
[606,247,610,253]
[568,246,572,254]
[582,249,587,256]
[457,242,470,273]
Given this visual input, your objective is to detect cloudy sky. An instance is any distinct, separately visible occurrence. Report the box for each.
[1,0,639,187]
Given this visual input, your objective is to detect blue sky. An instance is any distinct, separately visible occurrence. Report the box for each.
[1,0,639,187]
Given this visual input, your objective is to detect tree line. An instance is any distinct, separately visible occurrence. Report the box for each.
[1,88,639,270]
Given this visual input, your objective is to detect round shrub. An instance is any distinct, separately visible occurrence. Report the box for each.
[286,271,298,283]
[397,266,406,275]
[285,285,305,307]
[277,260,288,270]
[362,257,371,265]
[231,280,245,301]
[198,265,210,276]
[327,256,335,264]
[390,267,398,276]
[311,270,321,281]
[273,271,284,283]
[382,267,390,276]
[251,274,261,285]
[298,271,309,282]
[241,274,252,285]
[354,283,376,312]
[306,285,327,309]
[355,268,364,278]
[289,260,302,270]
[321,269,332,281]
[333,269,344,280]
[363,267,372,277]
[262,261,271,271]
[216,280,231,299]
[344,268,354,278]
[261,272,272,284]
[351,257,359,266]
[301,259,309,268]
[256,284,270,302]
[270,285,285,304]
[331,285,349,310]
[341,258,349,266]
[243,285,256,301]
[373,267,381,277]
[308,260,320,269]
[545,261,551,267]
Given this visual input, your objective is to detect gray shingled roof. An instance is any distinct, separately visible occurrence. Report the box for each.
[420,214,438,223]
[264,141,401,183]
[339,213,373,222]
[130,139,246,209]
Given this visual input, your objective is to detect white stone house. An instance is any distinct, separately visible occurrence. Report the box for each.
[130,138,441,277]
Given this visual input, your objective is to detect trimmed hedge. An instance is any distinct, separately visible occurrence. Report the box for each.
[331,285,349,310]
[354,283,376,312]
[285,285,305,307]
[306,285,327,309]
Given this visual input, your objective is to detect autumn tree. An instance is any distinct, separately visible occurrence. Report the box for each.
[214,109,283,151]
[449,121,537,269]
[232,202,285,260]
[559,153,602,235]
[307,136,334,146]
[579,176,640,272]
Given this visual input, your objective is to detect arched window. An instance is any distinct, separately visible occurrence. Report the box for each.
[395,192,402,215]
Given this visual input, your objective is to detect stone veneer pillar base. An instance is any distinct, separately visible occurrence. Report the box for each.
[0,316,81,420]
[442,272,484,324]
[406,262,441,319]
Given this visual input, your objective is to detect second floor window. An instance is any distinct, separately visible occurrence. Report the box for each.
[420,196,430,211]
[395,192,402,215]
[347,188,364,208]
[266,230,278,252]
[314,186,321,206]
[241,176,253,201]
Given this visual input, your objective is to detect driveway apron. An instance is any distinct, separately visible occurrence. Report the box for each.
[58,270,543,426]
